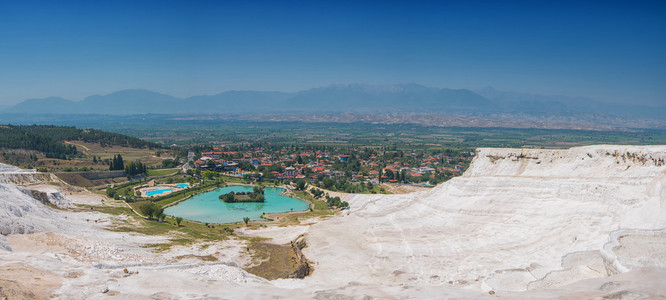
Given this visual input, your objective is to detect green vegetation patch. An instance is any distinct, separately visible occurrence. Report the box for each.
[147,168,180,176]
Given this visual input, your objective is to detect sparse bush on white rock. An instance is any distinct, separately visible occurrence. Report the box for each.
[466,145,666,179]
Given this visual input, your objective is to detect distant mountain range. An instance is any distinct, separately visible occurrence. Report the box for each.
[3,84,665,119]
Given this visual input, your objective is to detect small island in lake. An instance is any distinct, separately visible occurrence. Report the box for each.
[219,186,265,203]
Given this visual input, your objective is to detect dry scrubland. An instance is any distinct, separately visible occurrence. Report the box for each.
[0,141,165,173]
[0,145,665,299]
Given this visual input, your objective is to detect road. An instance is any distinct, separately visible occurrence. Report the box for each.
[181,151,194,173]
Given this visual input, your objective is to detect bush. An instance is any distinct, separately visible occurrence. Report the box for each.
[294,179,306,191]
[138,203,163,220]
[310,188,324,198]
[253,186,265,194]
[106,187,116,198]
[325,196,349,208]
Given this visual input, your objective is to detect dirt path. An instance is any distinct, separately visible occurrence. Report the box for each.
[64,141,91,155]
[121,199,147,218]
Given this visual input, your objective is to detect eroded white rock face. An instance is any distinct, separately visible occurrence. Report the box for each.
[301,145,666,293]
[0,184,59,236]
[0,163,33,173]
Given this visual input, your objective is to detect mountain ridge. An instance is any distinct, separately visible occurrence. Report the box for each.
[4,84,665,119]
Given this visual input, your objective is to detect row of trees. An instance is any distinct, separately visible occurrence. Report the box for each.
[109,154,147,176]
[125,161,147,176]
[109,154,125,170]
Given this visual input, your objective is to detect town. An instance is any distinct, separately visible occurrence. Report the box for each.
[191,144,473,193]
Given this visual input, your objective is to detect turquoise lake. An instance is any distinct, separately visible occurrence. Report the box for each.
[164,186,309,224]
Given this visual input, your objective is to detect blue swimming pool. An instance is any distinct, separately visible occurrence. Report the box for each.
[145,188,175,196]
[175,183,190,188]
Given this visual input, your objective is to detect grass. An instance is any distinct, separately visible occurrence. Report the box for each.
[86,204,133,215]
[147,168,180,176]
[85,187,322,280]
[219,175,251,184]
[245,242,300,280]
[98,200,238,251]
[54,173,95,187]
[111,216,235,251]
[267,190,337,225]
[367,185,392,194]
[291,190,328,210]
[33,141,165,173]
[173,254,218,262]
[95,201,305,280]
[102,181,339,253]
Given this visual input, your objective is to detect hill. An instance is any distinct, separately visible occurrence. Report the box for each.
[5,84,664,121]
[0,125,160,159]
[5,97,77,114]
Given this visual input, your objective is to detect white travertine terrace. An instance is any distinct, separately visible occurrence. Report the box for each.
[0,145,664,298]
[299,146,666,295]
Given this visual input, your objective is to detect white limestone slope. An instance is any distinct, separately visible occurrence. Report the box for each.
[301,145,666,294]
[1,147,665,298]
[0,163,268,299]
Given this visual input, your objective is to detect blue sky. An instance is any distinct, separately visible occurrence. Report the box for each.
[0,1,664,106]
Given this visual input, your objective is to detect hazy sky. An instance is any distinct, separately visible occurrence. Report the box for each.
[1,1,664,106]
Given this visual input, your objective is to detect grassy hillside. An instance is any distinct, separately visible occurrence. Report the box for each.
[0,125,167,172]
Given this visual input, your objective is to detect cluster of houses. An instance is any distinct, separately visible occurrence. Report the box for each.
[193,151,240,171]
[193,147,470,184]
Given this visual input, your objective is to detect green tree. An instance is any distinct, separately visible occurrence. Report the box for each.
[154,207,165,221]
[294,179,306,191]
[310,188,324,198]
[263,171,275,180]
[221,193,235,202]
[206,160,216,168]
[175,217,183,227]
[110,154,125,171]
[105,187,116,198]
[138,203,156,219]
[322,178,334,189]
[243,216,250,226]
[202,170,216,180]
[125,161,147,176]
